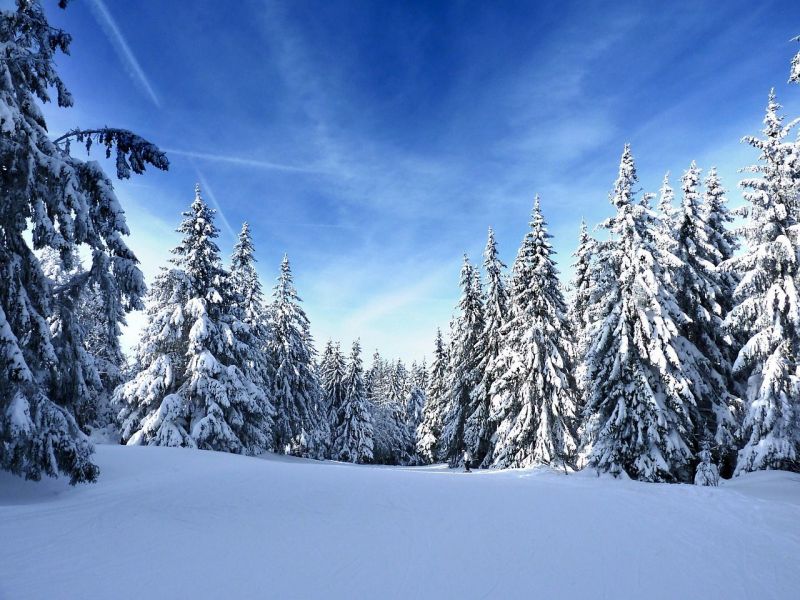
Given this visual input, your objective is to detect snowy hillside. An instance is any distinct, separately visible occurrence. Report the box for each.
[1,446,798,600]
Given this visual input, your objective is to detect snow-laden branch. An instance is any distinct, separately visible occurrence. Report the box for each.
[53,127,169,179]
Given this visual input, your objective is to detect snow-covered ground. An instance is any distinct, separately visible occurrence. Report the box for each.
[1,446,798,600]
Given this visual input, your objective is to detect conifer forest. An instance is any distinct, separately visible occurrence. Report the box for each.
[1,2,799,599]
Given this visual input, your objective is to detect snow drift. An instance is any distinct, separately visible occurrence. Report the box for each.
[1,445,798,600]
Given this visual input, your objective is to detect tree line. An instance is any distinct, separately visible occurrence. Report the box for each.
[420,89,800,482]
[1,1,799,485]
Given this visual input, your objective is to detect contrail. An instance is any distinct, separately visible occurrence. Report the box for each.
[87,0,161,107]
[165,148,328,174]
[194,170,238,241]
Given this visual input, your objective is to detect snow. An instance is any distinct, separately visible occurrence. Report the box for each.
[1,445,798,600]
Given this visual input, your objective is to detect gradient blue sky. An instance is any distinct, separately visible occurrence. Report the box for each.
[38,0,800,362]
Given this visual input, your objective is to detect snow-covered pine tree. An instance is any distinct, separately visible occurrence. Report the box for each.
[229,222,271,391]
[269,255,326,457]
[407,360,427,430]
[463,229,509,466]
[390,358,410,401]
[703,167,740,349]
[38,249,123,434]
[568,219,597,408]
[439,257,485,467]
[569,220,594,342]
[405,361,426,463]
[724,91,800,474]
[0,0,168,483]
[702,168,738,279]
[656,172,676,236]
[489,197,578,469]
[790,35,800,84]
[115,186,273,455]
[321,341,346,425]
[671,162,739,469]
[331,339,374,463]
[416,329,449,463]
[319,340,334,384]
[38,249,103,432]
[582,145,699,482]
[694,440,720,486]
[371,358,413,465]
[390,359,414,461]
[366,350,387,406]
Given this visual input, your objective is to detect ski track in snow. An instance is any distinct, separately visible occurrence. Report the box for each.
[1,445,798,600]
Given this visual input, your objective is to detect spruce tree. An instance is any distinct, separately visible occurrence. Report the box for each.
[463,228,509,466]
[702,167,740,348]
[0,0,167,483]
[583,145,700,482]
[389,359,414,462]
[489,197,578,469]
[725,91,800,474]
[416,329,449,463]
[39,250,123,434]
[656,172,676,236]
[269,255,326,457]
[406,360,427,436]
[230,223,266,329]
[569,221,595,341]
[331,340,374,463]
[38,250,102,432]
[366,350,387,406]
[440,257,485,467]
[116,186,273,454]
[702,168,738,268]
[790,35,800,84]
[371,358,412,465]
[229,222,271,390]
[694,440,720,486]
[321,341,346,425]
[568,219,597,407]
[671,162,739,467]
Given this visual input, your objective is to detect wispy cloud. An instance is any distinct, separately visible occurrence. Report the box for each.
[342,268,451,332]
[166,148,328,174]
[87,0,160,107]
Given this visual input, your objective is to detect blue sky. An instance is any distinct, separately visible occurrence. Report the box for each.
[40,0,800,363]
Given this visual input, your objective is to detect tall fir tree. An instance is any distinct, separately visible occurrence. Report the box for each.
[671,162,739,467]
[440,257,485,466]
[489,197,578,469]
[582,145,701,482]
[464,229,509,466]
[116,186,273,454]
[390,358,414,461]
[568,219,597,407]
[228,221,273,416]
[321,341,346,426]
[416,329,449,463]
[372,358,413,465]
[790,35,800,84]
[331,340,374,463]
[39,250,124,434]
[406,360,426,446]
[365,350,386,407]
[656,172,676,236]
[702,167,740,351]
[702,168,738,267]
[0,0,167,483]
[269,255,326,457]
[319,340,334,384]
[724,91,800,474]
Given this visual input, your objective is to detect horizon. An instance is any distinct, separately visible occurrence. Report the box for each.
[40,0,800,363]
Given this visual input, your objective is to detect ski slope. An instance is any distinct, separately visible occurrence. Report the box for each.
[1,445,798,600]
